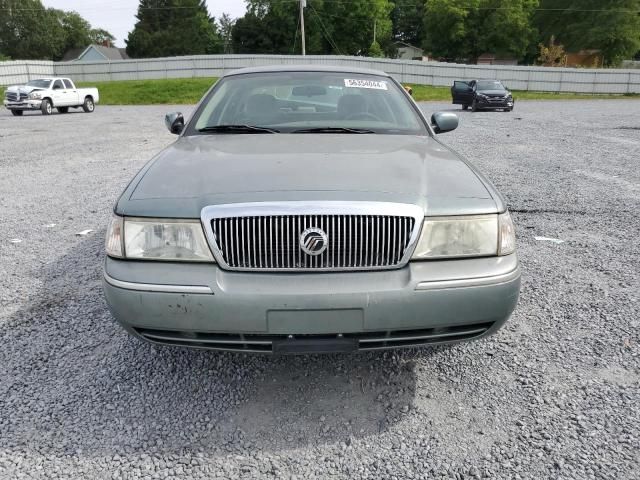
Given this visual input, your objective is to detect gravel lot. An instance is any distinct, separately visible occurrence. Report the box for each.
[0,100,638,479]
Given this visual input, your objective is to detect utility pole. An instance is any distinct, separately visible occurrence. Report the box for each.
[373,19,377,44]
[300,0,306,56]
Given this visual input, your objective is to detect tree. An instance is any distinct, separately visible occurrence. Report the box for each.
[90,29,116,45]
[126,0,222,58]
[52,10,92,53]
[423,0,475,61]
[232,0,324,55]
[0,0,114,60]
[535,0,640,66]
[391,0,425,46]
[218,13,235,53]
[0,0,66,60]
[320,0,393,56]
[368,40,384,57]
[474,0,539,60]
[537,36,566,66]
[423,0,539,62]
[232,0,393,56]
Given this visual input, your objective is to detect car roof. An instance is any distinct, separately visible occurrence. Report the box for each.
[224,64,390,78]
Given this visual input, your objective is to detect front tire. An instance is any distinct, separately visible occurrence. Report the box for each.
[57,107,69,114]
[11,110,23,116]
[82,96,95,113]
[462,105,468,110]
[41,99,52,115]
[471,99,478,112]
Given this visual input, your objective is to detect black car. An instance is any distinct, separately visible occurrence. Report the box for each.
[451,79,514,112]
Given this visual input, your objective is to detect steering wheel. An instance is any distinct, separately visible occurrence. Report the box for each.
[344,112,382,122]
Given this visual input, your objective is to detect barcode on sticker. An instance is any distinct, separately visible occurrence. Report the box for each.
[344,79,388,90]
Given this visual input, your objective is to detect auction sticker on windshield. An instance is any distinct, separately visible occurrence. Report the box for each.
[344,79,388,90]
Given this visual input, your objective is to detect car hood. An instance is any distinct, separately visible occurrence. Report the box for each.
[119,134,498,218]
[6,85,44,94]
[477,89,509,96]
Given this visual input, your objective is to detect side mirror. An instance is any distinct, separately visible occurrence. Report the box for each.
[165,112,184,135]
[431,112,458,134]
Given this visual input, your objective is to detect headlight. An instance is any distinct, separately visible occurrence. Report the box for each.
[477,94,487,99]
[412,212,516,259]
[105,216,214,262]
[29,92,42,99]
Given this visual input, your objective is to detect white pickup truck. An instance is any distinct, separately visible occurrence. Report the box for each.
[3,77,99,116]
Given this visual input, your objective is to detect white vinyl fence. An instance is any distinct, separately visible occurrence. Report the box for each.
[2,55,640,94]
[0,60,55,87]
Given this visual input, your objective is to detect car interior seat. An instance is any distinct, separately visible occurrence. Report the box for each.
[337,94,367,119]
[244,93,277,123]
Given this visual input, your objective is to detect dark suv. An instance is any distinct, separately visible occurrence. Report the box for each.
[451,79,514,112]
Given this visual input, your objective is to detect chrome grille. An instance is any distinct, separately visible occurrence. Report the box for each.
[6,92,27,102]
[202,202,423,272]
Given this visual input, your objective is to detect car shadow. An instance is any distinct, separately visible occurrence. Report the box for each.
[0,233,439,458]
[1,110,87,118]
[437,107,468,112]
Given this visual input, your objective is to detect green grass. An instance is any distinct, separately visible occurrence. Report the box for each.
[85,78,638,104]
[405,83,639,102]
[77,77,218,105]
[3,77,636,105]
[404,84,452,101]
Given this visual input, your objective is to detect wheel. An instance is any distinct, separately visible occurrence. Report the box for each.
[11,110,23,116]
[82,97,95,113]
[462,105,468,110]
[41,99,52,115]
[57,107,69,114]
[471,99,478,112]
[509,106,514,112]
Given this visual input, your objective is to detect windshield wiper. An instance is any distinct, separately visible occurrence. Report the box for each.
[198,124,280,133]
[291,127,375,134]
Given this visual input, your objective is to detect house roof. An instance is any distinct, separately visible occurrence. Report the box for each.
[91,45,129,61]
[61,45,129,62]
[478,53,517,60]
[61,47,85,62]
[394,41,423,51]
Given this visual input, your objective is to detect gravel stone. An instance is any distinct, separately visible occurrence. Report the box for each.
[0,101,638,479]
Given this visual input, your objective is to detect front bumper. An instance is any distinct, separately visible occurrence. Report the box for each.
[476,97,514,109]
[103,254,521,353]
[4,99,42,110]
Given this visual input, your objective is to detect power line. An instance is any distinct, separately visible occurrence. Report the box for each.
[308,4,342,55]
[2,3,638,13]
[291,8,300,54]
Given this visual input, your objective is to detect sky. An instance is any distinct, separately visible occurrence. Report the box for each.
[41,0,248,48]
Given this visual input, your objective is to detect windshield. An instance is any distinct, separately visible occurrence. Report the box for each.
[26,79,52,89]
[476,81,505,91]
[188,72,427,135]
